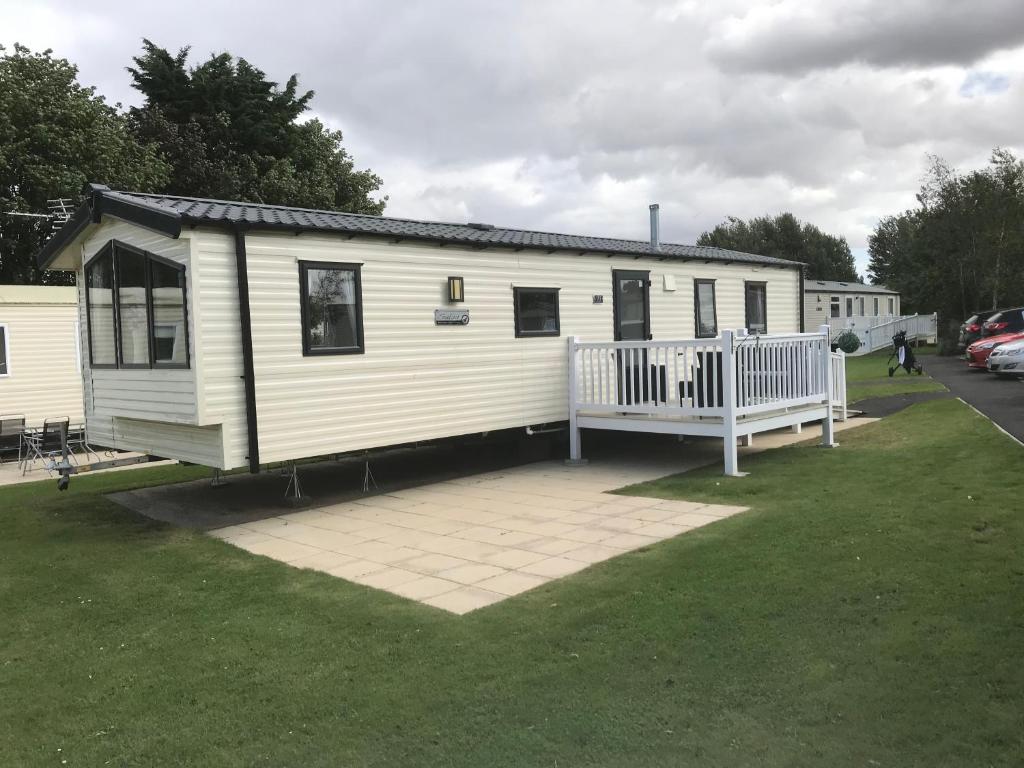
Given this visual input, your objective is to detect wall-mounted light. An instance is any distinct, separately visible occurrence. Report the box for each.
[447,276,464,303]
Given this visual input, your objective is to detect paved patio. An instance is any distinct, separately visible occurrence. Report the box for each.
[105,418,870,614]
[211,459,750,614]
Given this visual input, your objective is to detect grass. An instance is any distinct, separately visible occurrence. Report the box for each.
[2,400,1023,766]
[844,345,946,403]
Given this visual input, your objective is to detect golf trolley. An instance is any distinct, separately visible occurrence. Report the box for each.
[887,330,923,377]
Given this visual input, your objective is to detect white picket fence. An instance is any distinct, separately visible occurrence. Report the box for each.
[567,325,847,476]
[836,313,938,355]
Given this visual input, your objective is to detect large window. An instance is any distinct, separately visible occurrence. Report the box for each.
[0,324,9,376]
[887,297,895,315]
[150,259,189,365]
[299,261,364,355]
[514,287,560,337]
[830,296,840,318]
[744,282,767,334]
[85,241,189,369]
[694,279,717,338]
[873,297,879,315]
[117,248,149,366]
[86,248,117,366]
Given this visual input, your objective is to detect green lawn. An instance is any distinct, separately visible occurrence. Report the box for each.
[2,399,1022,766]
[844,346,947,403]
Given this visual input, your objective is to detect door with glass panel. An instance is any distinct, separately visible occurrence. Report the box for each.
[612,270,652,405]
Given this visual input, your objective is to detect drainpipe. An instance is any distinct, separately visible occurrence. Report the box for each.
[233,225,261,474]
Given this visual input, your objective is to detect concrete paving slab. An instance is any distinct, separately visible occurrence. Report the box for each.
[101,418,876,614]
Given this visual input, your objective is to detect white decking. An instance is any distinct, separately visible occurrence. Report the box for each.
[567,325,847,475]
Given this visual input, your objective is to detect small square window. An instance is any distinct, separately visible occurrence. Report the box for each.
[300,261,365,355]
[514,287,560,337]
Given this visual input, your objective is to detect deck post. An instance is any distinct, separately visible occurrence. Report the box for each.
[720,329,743,476]
[820,324,837,447]
[565,335,587,465]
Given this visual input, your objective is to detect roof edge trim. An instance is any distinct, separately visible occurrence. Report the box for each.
[37,186,184,271]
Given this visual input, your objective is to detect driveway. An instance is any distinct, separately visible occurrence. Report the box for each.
[924,354,1024,443]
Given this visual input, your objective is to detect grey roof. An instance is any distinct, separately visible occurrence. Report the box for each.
[804,279,897,295]
[38,185,802,270]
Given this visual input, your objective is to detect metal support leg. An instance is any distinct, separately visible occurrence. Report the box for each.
[211,468,228,488]
[284,463,307,505]
[362,459,378,493]
[791,423,803,434]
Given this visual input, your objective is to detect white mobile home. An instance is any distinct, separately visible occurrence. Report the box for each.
[804,279,900,331]
[0,285,84,425]
[38,185,809,474]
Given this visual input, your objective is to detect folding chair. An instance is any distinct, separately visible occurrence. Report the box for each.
[0,415,26,465]
[20,417,70,476]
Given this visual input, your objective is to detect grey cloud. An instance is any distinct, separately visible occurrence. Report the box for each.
[4,0,1024,273]
[706,0,1024,74]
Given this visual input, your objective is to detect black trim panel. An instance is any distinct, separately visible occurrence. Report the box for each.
[233,227,261,474]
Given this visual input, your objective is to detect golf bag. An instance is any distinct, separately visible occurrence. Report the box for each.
[888,330,923,376]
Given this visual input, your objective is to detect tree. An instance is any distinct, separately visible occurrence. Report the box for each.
[697,212,858,281]
[868,150,1024,324]
[127,40,386,214]
[0,44,169,284]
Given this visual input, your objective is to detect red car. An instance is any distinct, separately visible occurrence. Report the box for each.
[965,331,1024,369]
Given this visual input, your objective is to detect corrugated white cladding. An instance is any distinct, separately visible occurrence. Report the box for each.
[0,290,83,425]
[233,230,800,466]
[75,220,230,465]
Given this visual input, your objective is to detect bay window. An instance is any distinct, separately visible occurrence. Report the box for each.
[84,241,189,369]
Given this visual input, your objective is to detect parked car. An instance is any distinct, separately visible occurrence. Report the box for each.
[981,307,1024,337]
[965,331,1024,369]
[986,337,1024,377]
[958,309,999,350]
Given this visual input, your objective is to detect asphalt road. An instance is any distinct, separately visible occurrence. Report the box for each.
[923,353,1024,443]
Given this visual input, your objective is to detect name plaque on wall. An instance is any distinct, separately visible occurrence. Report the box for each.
[434,309,470,325]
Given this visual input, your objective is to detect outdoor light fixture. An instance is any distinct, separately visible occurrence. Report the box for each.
[448,276,465,303]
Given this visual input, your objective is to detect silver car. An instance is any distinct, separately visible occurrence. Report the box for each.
[986,338,1024,377]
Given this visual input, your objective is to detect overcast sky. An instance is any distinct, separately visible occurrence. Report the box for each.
[5,0,1024,275]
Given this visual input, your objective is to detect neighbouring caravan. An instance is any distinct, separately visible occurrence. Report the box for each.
[38,185,805,473]
[0,285,84,425]
[804,279,901,331]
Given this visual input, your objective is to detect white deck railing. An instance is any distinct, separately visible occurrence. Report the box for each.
[839,313,938,355]
[567,325,845,475]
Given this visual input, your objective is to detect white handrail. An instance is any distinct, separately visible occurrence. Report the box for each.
[567,325,843,474]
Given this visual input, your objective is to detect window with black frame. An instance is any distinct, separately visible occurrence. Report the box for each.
[694,279,717,338]
[84,241,189,369]
[745,281,767,334]
[150,259,188,365]
[300,261,364,355]
[514,287,560,337]
[85,247,117,367]
[0,325,9,376]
